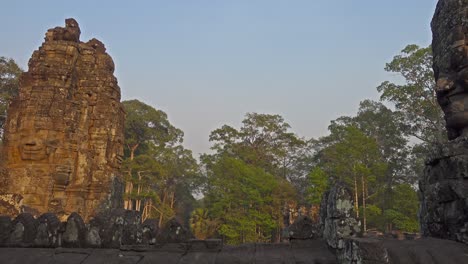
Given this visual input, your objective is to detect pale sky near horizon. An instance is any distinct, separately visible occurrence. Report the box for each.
[1,0,438,156]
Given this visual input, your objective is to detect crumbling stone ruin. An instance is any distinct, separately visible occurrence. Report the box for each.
[319,183,361,252]
[3,187,465,264]
[0,211,340,264]
[0,18,125,221]
[319,183,468,263]
[419,0,468,244]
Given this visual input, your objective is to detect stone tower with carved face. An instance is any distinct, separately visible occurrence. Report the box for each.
[419,0,468,245]
[0,19,125,221]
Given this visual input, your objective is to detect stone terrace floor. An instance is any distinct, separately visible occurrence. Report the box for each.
[0,239,337,264]
[1,237,468,264]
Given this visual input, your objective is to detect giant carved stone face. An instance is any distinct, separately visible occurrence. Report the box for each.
[18,129,60,161]
[433,23,468,140]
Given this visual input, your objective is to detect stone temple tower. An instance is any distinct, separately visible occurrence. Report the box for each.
[420,0,468,245]
[0,18,125,221]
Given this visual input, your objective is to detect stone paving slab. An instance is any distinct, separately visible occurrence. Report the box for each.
[254,243,295,264]
[215,243,256,264]
[5,238,467,264]
[0,240,337,264]
[290,240,337,264]
[383,238,468,264]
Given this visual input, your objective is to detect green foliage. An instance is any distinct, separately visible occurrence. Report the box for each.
[208,113,311,181]
[122,99,183,158]
[309,45,445,233]
[122,100,200,226]
[386,183,419,232]
[313,124,389,231]
[204,156,291,244]
[198,113,303,244]
[365,204,383,229]
[0,57,22,139]
[305,167,329,205]
[320,126,386,186]
[377,44,446,148]
[190,208,219,240]
[357,184,419,233]
[376,45,444,193]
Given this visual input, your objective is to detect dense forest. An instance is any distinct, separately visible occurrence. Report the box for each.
[0,44,445,244]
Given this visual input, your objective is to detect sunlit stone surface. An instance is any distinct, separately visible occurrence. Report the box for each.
[0,18,125,221]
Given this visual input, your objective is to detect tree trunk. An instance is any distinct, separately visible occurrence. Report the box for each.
[354,175,359,218]
[142,199,152,222]
[158,191,167,228]
[124,143,139,210]
[129,143,139,161]
[136,172,143,212]
[170,191,175,209]
[361,175,367,233]
[124,180,133,210]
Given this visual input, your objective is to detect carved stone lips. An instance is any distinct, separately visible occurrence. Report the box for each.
[21,146,44,153]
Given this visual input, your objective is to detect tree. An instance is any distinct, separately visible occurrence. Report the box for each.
[0,57,22,139]
[371,183,419,233]
[202,156,294,244]
[123,100,183,160]
[151,145,200,226]
[190,208,219,239]
[198,113,306,244]
[319,126,387,231]
[320,100,417,231]
[305,167,328,205]
[208,113,312,193]
[122,100,200,227]
[377,44,446,147]
[122,99,183,210]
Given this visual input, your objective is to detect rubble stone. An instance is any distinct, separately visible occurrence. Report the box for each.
[287,215,320,240]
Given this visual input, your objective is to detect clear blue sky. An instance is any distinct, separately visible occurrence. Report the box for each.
[1,0,438,156]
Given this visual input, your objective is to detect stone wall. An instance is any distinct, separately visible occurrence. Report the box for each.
[0,211,341,264]
[0,19,125,221]
[419,139,468,243]
[0,210,194,248]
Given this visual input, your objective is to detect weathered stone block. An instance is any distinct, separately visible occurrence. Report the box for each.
[287,216,319,240]
[63,212,86,247]
[0,215,11,246]
[8,213,37,246]
[122,210,142,245]
[157,218,194,244]
[34,213,60,247]
[342,238,389,264]
[141,218,158,245]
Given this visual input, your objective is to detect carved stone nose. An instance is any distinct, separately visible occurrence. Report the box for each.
[436,77,454,93]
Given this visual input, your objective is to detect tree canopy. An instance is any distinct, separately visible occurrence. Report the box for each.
[0,57,22,139]
[0,43,439,240]
[121,99,199,226]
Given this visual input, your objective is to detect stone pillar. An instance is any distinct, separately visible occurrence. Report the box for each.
[319,183,361,260]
